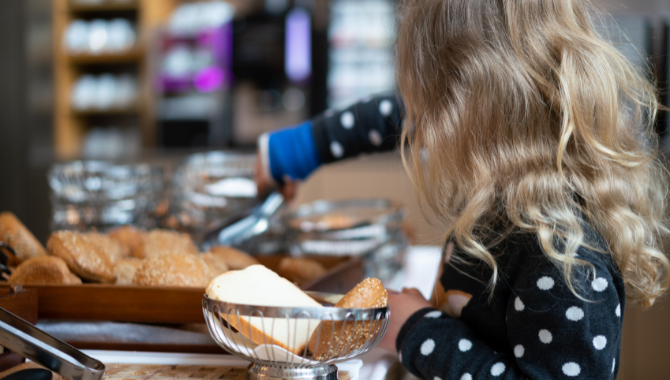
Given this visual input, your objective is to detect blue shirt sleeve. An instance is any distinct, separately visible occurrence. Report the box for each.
[262,94,404,183]
[267,121,323,184]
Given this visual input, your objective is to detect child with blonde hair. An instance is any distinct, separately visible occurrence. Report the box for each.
[257,0,670,378]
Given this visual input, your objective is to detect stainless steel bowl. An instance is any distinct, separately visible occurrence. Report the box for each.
[203,291,389,380]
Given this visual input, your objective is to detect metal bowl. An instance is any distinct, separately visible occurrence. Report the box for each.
[203,291,389,380]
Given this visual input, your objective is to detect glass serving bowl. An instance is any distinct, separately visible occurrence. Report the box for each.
[285,199,407,285]
[48,161,166,231]
[169,151,259,244]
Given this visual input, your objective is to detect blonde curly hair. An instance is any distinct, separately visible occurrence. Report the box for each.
[397,0,670,307]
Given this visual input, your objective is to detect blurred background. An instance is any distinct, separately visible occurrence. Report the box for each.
[1,0,668,244]
[0,0,669,377]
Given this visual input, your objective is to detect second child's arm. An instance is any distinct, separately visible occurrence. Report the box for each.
[256,94,404,192]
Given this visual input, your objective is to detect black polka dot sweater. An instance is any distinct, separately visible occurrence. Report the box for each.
[310,94,403,163]
[397,231,625,380]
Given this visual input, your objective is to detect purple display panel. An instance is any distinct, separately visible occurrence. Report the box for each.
[285,8,312,84]
[157,22,233,93]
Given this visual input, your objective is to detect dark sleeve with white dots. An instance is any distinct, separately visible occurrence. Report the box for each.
[311,94,404,163]
[396,242,625,380]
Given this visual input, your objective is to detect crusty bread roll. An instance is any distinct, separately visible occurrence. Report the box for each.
[46,231,116,283]
[0,212,47,264]
[134,230,198,259]
[114,257,143,285]
[308,278,387,359]
[206,265,323,355]
[200,252,229,280]
[278,257,327,285]
[108,225,145,258]
[206,246,258,270]
[133,253,210,287]
[9,256,82,285]
[84,232,125,264]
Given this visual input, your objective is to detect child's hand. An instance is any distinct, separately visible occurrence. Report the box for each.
[254,151,298,201]
[378,288,433,353]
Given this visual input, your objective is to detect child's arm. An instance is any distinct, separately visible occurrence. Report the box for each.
[396,250,622,379]
[257,95,403,187]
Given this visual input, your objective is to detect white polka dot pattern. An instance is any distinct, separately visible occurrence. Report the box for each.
[593,335,607,350]
[514,345,525,358]
[616,304,621,317]
[592,277,608,292]
[460,374,472,380]
[539,329,553,344]
[458,339,472,352]
[537,276,555,290]
[612,358,616,373]
[514,297,524,311]
[421,339,435,356]
[424,311,442,318]
[369,130,382,146]
[379,100,393,116]
[340,112,355,129]
[433,377,441,380]
[490,362,505,376]
[330,141,344,158]
[566,306,584,321]
[562,362,581,377]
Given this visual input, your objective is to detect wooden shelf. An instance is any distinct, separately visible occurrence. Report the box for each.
[68,48,143,64]
[72,108,139,116]
[68,1,138,12]
[54,0,178,158]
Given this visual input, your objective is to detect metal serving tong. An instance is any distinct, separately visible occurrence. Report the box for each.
[0,305,105,380]
[202,191,284,252]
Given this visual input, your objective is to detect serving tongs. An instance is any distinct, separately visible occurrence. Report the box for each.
[0,304,105,380]
[202,191,285,252]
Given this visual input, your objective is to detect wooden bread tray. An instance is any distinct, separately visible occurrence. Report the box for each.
[0,255,363,324]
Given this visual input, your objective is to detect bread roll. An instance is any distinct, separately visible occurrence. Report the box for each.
[108,225,145,258]
[200,252,229,279]
[84,232,125,264]
[114,257,143,285]
[206,265,323,355]
[308,278,387,359]
[318,214,356,230]
[206,246,258,270]
[133,253,210,287]
[9,256,82,285]
[134,230,198,259]
[47,231,116,283]
[0,212,46,264]
[278,257,327,285]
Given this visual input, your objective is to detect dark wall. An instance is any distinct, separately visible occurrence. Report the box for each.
[0,0,53,243]
[0,0,29,220]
